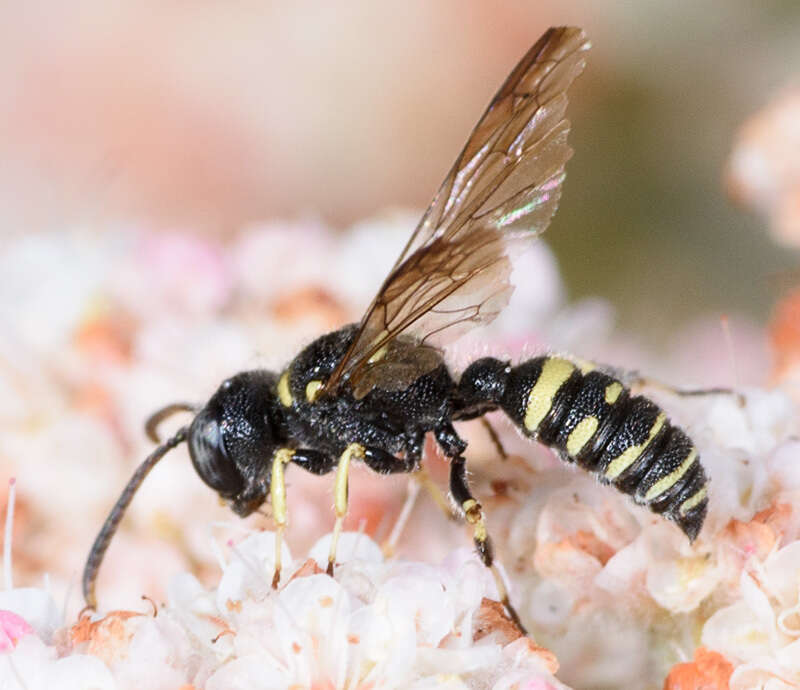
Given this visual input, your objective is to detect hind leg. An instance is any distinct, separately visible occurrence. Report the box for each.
[570,357,741,403]
[629,374,743,404]
[481,417,510,460]
[361,439,455,522]
[435,423,527,633]
[448,453,527,633]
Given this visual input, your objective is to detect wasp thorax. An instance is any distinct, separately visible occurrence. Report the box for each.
[282,325,358,403]
[188,370,285,517]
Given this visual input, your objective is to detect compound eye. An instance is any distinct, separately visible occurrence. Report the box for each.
[188,410,245,495]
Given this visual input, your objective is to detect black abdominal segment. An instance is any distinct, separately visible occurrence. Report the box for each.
[457,356,708,540]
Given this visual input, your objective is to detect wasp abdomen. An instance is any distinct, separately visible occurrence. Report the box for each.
[457,356,708,540]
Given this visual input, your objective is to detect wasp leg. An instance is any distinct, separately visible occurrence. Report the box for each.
[431,422,471,519]
[448,454,527,633]
[403,429,425,463]
[437,421,526,633]
[270,448,336,587]
[574,357,744,406]
[416,467,457,520]
[629,374,744,405]
[358,439,456,557]
[362,446,418,474]
[328,443,365,576]
[362,443,456,525]
[290,449,338,476]
[269,448,296,588]
[382,475,422,557]
[481,417,509,460]
[400,431,457,520]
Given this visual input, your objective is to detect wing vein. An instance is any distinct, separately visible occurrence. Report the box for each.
[322,27,589,397]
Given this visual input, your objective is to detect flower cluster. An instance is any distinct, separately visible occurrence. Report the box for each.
[1,209,799,688]
[458,385,800,688]
[2,531,565,689]
[703,541,800,689]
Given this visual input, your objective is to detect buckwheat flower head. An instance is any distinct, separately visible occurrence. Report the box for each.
[191,532,565,689]
[702,541,800,689]
[4,216,800,690]
[1,530,569,689]
[476,378,799,688]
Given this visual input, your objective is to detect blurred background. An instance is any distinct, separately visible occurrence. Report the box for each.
[1,0,799,338]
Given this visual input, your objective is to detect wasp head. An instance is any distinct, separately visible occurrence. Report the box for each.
[188,370,285,517]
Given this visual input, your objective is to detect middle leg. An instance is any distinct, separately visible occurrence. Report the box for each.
[361,435,457,556]
[327,443,366,575]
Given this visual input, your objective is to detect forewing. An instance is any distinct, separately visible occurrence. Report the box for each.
[350,337,444,398]
[326,27,590,396]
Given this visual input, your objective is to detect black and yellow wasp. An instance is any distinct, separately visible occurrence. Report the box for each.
[83,27,708,629]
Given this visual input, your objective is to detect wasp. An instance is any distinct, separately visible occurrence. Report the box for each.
[83,27,709,629]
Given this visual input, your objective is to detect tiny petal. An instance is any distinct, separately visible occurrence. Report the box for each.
[663,647,734,690]
[308,531,384,571]
[503,636,560,675]
[0,589,61,642]
[69,609,143,665]
[0,610,34,651]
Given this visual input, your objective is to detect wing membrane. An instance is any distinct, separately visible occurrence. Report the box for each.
[326,27,590,397]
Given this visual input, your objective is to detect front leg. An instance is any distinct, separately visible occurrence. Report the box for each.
[270,447,335,587]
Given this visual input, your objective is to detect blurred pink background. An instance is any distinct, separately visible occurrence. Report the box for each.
[1,0,799,330]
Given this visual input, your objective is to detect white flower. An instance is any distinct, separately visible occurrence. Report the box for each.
[0,531,566,689]
[702,542,800,687]
[196,532,564,689]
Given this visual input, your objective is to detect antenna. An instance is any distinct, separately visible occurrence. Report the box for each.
[82,428,188,609]
[144,402,197,443]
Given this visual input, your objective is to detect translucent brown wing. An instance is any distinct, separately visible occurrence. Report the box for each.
[325,27,590,398]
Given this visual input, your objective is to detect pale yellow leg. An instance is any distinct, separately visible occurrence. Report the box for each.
[382,477,421,558]
[327,443,364,576]
[415,466,457,521]
[382,467,459,559]
[270,448,295,588]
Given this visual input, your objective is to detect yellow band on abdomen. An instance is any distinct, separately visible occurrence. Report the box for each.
[605,382,623,404]
[566,415,599,456]
[524,358,575,433]
[604,413,666,480]
[643,448,697,502]
[679,485,707,516]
